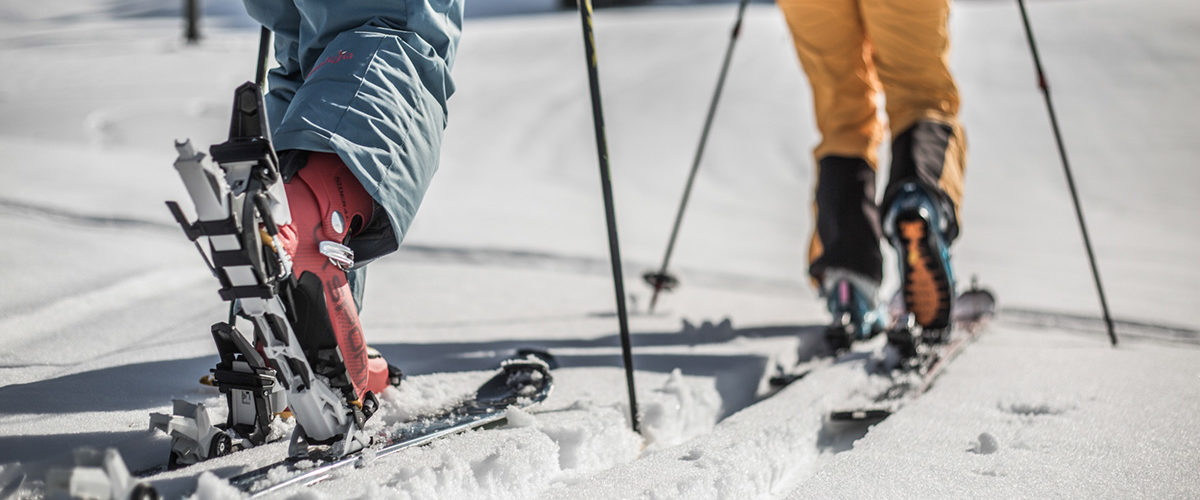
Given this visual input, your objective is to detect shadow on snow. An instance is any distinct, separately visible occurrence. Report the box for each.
[0,321,829,466]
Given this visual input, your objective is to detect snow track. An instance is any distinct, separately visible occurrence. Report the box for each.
[540,360,873,499]
[0,268,207,355]
[174,366,743,499]
[793,324,1200,498]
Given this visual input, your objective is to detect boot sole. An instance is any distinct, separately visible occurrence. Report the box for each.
[896,217,952,329]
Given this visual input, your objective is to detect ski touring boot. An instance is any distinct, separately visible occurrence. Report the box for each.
[820,269,886,353]
[882,182,956,363]
[273,148,390,458]
[155,82,381,465]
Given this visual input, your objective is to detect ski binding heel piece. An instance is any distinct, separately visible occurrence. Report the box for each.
[149,323,289,468]
[150,401,240,468]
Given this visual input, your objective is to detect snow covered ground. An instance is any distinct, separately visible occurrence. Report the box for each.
[1,0,1198,498]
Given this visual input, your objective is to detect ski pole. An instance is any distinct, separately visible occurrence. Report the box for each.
[1015,0,1118,346]
[255,26,272,90]
[185,0,200,44]
[645,0,751,313]
[576,0,642,433]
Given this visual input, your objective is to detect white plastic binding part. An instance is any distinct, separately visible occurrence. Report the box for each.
[44,448,154,500]
[319,241,355,270]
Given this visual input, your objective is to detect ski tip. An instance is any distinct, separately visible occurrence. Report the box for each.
[515,348,558,370]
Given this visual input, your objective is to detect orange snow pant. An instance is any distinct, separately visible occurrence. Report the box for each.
[778,0,967,285]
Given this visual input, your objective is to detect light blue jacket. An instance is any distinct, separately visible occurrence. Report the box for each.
[244,0,461,260]
[243,0,463,304]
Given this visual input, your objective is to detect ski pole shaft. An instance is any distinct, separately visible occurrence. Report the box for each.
[1015,0,1118,346]
[648,0,751,313]
[185,0,200,44]
[255,26,272,90]
[576,0,642,433]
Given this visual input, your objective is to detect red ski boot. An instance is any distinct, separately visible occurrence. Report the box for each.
[277,153,395,428]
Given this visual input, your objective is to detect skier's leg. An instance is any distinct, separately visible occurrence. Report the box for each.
[777,0,883,169]
[255,1,461,406]
[862,0,964,329]
[780,0,885,340]
[809,156,884,288]
[861,0,965,236]
[271,1,462,261]
[811,157,886,344]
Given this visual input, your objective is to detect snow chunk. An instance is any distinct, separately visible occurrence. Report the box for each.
[536,402,642,473]
[283,490,327,500]
[255,464,297,492]
[318,428,560,499]
[970,432,1000,455]
[999,400,1076,417]
[640,369,722,449]
[505,405,537,428]
[187,472,245,500]
[358,446,378,467]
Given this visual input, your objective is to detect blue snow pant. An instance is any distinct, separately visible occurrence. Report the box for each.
[243,0,463,305]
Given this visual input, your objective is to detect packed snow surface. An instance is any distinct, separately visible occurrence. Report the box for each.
[1,0,1198,498]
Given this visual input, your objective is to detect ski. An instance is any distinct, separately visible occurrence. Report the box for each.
[3,355,552,500]
[829,284,995,421]
[770,281,994,393]
[226,354,553,497]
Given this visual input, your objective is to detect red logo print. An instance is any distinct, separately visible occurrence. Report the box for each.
[307,50,354,78]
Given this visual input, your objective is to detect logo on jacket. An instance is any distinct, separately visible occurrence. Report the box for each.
[307,50,354,78]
